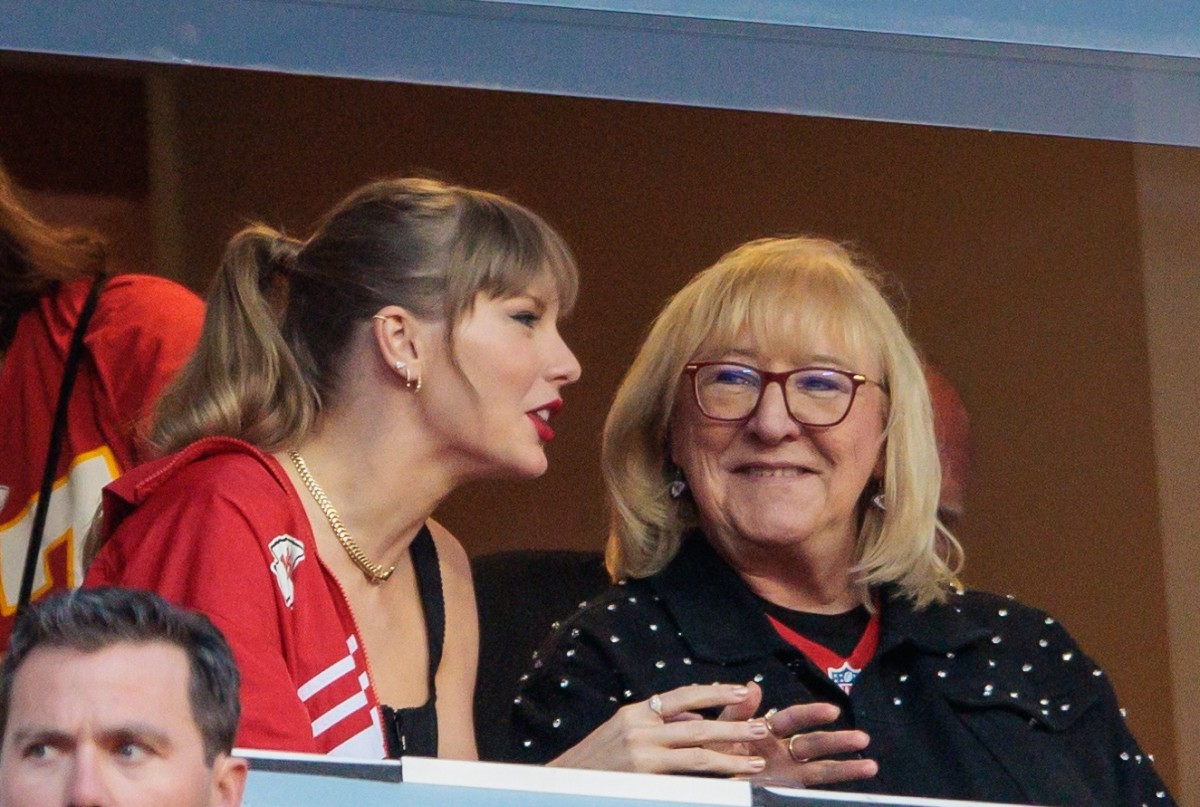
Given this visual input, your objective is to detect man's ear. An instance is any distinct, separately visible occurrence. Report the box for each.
[210,754,248,807]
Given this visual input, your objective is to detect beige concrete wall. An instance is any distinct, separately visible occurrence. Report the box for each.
[1135,143,1200,806]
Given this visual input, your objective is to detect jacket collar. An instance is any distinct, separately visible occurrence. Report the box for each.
[649,532,991,663]
[102,437,290,538]
[876,587,992,655]
[649,533,787,664]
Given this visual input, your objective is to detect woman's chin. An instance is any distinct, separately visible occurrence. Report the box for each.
[711,519,823,552]
[465,448,549,482]
[506,450,550,480]
[742,528,818,549]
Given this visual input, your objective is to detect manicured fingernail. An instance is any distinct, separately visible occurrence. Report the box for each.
[748,722,769,738]
[747,757,766,771]
[730,686,749,696]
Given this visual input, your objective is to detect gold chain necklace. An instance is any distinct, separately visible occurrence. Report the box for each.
[288,450,395,583]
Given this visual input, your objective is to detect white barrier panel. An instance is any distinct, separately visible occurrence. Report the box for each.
[237,751,1037,807]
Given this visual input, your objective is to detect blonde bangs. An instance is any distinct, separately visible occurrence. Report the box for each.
[446,190,579,323]
[687,241,885,379]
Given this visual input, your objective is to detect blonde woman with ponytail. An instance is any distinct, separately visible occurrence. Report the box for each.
[84,177,583,760]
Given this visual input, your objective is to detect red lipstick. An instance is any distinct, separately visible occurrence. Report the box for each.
[527,399,562,442]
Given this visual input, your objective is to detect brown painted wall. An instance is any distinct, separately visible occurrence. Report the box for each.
[0,57,1179,790]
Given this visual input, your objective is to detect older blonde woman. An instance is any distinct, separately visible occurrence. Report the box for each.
[511,237,1175,804]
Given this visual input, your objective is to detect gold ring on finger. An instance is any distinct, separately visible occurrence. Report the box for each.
[787,733,809,763]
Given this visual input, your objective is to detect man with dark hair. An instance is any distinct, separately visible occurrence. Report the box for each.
[0,587,246,807]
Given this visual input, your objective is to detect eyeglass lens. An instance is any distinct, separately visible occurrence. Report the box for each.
[692,364,857,425]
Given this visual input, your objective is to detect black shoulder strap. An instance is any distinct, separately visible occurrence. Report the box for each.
[17,276,107,615]
[410,524,446,691]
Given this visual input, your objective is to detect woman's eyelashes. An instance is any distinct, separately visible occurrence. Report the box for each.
[511,311,541,328]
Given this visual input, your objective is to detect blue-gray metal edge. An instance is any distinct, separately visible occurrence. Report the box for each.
[1,1,1196,146]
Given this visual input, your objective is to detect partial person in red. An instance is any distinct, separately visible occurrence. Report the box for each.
[924,362,971,534]
[0,163,203,647]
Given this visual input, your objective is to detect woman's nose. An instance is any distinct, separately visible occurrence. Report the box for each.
[747,381,801,442]
[547,329,582,387]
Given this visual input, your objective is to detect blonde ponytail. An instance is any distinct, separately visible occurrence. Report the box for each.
[150,226,317,454]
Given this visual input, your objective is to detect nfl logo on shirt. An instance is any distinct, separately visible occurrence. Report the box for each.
[827,661,861,694]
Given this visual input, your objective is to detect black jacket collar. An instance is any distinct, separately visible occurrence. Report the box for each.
[648,533,991,664]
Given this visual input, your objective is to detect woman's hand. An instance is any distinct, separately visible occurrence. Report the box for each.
[717,684,878,787]
[547,683,772,776]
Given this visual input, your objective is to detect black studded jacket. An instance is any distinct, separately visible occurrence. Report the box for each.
[509,534,1175,806]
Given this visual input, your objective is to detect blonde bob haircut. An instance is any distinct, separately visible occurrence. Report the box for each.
[602,236,961,609]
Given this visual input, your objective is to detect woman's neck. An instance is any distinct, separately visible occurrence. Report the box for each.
[284,411,455,566]
[708,530,862,614]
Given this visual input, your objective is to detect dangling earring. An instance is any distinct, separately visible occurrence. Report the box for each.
[871,492,886,511]
[392,360,421,392]
[668,470,688,500]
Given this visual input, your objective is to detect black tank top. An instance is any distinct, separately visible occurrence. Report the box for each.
[380,525,444,758]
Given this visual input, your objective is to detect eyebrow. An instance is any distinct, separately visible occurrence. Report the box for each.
[807,353,854,367]
[9,724,173,750]
[10,727,72,746]
[722,349,852,367]
[508,292,550,313]
[102,725,173,750]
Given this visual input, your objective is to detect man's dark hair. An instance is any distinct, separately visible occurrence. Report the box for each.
[0,587,240,764]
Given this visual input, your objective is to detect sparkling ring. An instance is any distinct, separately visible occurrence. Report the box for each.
[648,694,664,718]
[763,708,779,736]
[787,733,809,763]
